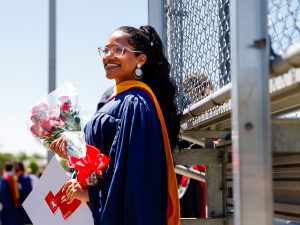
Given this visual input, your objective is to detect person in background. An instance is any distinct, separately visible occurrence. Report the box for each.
[25,168,39,188]
[14,162,32,225]
[0,162,19,225]
[50,25,181,225]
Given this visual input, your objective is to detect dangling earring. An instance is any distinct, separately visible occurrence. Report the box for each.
[134,64,143,79]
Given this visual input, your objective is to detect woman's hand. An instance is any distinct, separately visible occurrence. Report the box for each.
[61,179,89,204]
[49,136,68,159]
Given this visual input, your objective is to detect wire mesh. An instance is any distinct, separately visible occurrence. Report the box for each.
[165,0,230,112]
[268,0,300,55]
[165,0,300,115]
[269,0,300,119]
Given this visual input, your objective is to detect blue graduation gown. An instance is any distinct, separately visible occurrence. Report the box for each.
[84,88,168,225]
[16,174,32,225]
[0,177,18,225]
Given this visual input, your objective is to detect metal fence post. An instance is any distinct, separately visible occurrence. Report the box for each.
[48,0,56,162]
[231,0,273,225]
[148,0,165,43]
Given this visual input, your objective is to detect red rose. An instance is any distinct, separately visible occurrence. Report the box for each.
[47,107,59,118]
[60,102,70,112]
[41,130,51,137]
[30,114,39,123]
[59,96,71,112]
[59,96,71,105]
[31,103,48,114]
[30,123,46,137]
[42,120,55,133]
[49,117,65,127]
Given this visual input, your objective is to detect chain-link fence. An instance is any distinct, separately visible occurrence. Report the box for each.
[165,0,230,112]
[269,0,300,55]
[269,0,300,119]
[165,0,300,119]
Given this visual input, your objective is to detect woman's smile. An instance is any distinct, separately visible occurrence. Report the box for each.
[105,63,120,70]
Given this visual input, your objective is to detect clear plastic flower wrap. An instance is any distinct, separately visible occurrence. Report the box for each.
[28,82,109,186]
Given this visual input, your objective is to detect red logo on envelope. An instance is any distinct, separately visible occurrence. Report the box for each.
[45,186,81,220]
[45,191,59,213]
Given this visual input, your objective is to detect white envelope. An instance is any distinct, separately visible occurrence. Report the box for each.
[22,157,94,225]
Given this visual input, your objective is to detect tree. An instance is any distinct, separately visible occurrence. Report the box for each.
[17,151,28,161]
[28,160,40,174]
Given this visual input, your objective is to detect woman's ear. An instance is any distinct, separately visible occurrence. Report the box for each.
[137,54,147,66]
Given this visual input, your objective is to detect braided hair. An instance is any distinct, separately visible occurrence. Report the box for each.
[116,25,180,150]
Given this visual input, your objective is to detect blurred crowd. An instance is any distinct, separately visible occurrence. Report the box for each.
[0,161,40,225]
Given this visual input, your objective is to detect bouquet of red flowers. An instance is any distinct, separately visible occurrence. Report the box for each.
[28,82,109,186]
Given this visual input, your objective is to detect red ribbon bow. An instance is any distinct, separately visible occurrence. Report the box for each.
[67,144,110,186]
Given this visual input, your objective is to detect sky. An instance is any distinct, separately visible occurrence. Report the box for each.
[0,0,148,156]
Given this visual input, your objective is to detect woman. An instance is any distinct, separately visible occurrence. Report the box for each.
[50,25,180,225]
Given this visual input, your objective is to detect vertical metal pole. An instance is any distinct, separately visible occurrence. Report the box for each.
[231,0,273,225]
[204,139,225,218]
[48,0,56,162]
[148,0,165,43]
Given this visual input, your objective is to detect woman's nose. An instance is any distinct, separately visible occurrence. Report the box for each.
[104,49,114,59]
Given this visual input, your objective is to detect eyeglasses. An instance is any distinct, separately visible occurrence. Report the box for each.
[98,44,143,57]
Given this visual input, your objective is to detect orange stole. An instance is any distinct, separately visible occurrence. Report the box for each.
[3,172,20,208]
[111,80,180,225]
